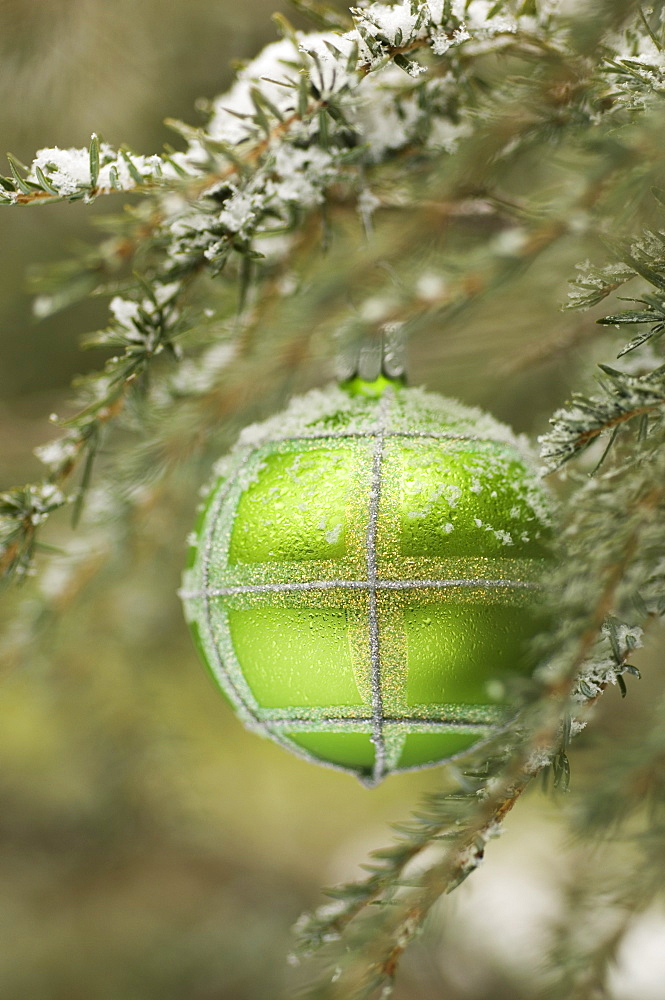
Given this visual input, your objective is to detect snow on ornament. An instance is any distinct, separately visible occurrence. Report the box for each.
[180,377,553,785]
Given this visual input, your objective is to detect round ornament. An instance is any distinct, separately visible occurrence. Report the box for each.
[180,379,553,784]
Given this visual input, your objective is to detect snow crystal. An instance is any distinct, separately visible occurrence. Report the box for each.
[355,65,422,161]
[110,296,141,329]
[153,281,180,307]
[325,523,343,544]
[207,38,303,146]
[614,30,665,68]
[219,189,261,236]
[108,282,180,344]
[465,1,515,33]
[28,484,66,525]
[268,145,335,208]
[453,25,471,43]
[300,34,357,98]
[601,621,643,652]
[396,385,531,456]
[207,31,355,146]
[34,436,79,469]
[443,484,462,507]
[426,0,446,25]
[616,342,664,375]
[97,153,162,191]
[430,30,454,56]
[473,517,514,545]
[526,746,556,772]
[360,1,424,46]
[236,384,355,448]
[29,146,92,195]
[161,151,192,179]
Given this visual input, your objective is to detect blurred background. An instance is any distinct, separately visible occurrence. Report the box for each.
[1,1,664,998]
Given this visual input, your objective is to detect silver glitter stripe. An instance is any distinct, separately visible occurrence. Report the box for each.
[375,577,539,591]
[265,718,499,732]
[180,580,368,598]
[252,430,504,446]
[367,392,392,783]
[201,454,262,726]
[179,577,540,599]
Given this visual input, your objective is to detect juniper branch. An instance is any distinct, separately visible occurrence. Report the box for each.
[542,686,665,999]
[293,368,665,995]
[3,2,665,996]
[4,0,664,593]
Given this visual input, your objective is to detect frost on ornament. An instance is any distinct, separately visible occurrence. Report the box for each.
[180,381,554,784]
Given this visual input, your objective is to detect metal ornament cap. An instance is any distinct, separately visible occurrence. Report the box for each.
[180,381,554,785]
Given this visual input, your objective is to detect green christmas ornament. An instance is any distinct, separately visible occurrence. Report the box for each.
[180,379,553,785]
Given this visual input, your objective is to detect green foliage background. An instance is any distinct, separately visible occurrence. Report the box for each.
[1,1,664,998]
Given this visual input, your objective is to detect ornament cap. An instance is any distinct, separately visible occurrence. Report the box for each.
[336,328,407,388]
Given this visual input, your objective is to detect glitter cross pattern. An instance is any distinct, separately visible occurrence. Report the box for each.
[181,387,551,784]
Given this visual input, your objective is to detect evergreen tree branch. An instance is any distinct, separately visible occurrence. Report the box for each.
[3,2,665,996]
[292,238,665,987]
[540,368,665,472]
[293,430,663,995]
[542,685,665,999]
[3,0,662,593]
